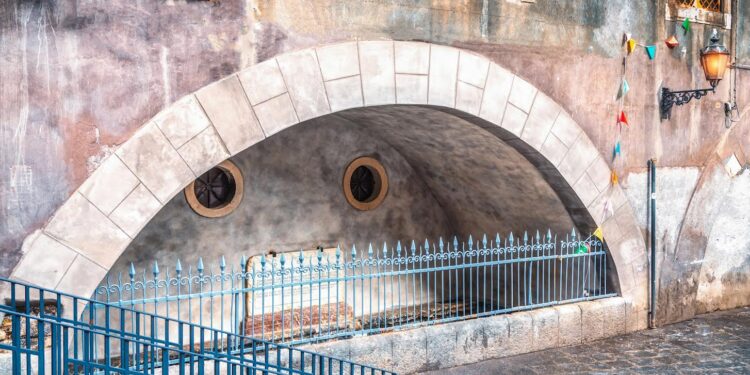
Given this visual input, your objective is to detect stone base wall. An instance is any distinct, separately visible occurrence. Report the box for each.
[300,297,643,374]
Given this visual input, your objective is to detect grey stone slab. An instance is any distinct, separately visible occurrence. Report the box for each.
[276,49,331,121]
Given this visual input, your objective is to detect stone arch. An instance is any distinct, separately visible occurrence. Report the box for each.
[10,40,649,328]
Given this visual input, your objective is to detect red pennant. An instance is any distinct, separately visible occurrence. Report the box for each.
[665,35,679,49]
[618,111,629,126]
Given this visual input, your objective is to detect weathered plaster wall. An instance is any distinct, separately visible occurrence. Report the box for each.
[1,0,749,325]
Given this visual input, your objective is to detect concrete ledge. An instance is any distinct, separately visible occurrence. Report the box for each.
[302,297,637,374]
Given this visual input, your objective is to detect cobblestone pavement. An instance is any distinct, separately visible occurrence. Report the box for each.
[420,307,750,374]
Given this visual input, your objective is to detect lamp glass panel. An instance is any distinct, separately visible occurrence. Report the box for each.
[701,52,730,81]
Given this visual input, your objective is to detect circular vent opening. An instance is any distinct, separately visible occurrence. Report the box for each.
[185,160,243,218]
[343,157,388,211]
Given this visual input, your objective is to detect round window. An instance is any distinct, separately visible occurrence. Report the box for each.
[343,157,388,211]
[185,160,243,218]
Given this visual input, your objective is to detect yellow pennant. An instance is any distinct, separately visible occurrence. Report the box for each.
[626,39,637,54]
[593,227,604,241]
[611,170,619,185]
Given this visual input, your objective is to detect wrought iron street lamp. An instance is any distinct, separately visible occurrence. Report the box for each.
[660,29,730,120]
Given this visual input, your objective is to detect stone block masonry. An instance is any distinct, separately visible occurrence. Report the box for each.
[299,297,634,374]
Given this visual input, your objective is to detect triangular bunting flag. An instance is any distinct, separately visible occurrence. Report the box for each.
[611,170,619,185]
[593,227,604,241]
[603,199,615,219]
[665,35,679,49]
[682,18,691,34]
[613,142,621,160]
[576,244,589,254]
[618,111,629,126]
[627,39,637,54]
[617,80,630,99]
[645,45,656,60]
[622,33,632,46]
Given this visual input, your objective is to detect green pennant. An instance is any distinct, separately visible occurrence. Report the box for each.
[682,18,691,34]
[575,244,589,254]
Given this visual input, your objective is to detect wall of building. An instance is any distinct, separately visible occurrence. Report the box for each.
[1,0,749,325]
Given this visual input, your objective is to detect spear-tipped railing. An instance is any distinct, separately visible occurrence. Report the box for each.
[93,230,616,346]
[0,276,395,374]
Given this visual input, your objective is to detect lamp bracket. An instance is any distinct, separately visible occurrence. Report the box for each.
[660,86,716,120]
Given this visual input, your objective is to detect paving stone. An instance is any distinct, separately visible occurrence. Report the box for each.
[419,307,750,375]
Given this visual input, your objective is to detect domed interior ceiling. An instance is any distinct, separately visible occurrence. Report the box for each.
[108,106,577,276]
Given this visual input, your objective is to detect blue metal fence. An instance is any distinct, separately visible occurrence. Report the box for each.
[0,277,395,375]
[93,229,616,346]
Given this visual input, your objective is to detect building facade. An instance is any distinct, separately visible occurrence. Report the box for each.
[0,1,749,352]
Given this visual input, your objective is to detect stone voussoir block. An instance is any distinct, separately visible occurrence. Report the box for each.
[196,75,266,155]
[458,51,490,88]
[358,41,396,106]
[11,232,78,289]
[501,103,528,138]
[479,64,514,125]
[252,93,300,137]
[108,183,163,238]
[325,75,364,112]
[428,45,459,108]
[396,74,428,104]
[550,110,581,147]
[44,192,131,270]
[55,254,107,298]
[508,75,537,113]
[395,41,430,74]
[558,133,599,186]
[521,92,561,150]
[177,125,230,177]
[455,81,484,116]
[276,48,331,121]
[238,58,287,106]
[572,170,600,208]
[153,94,211,149]
[316,41,360,81]
[540,133,569,167]
[586,156,612,194]
[115,122,195,204]
[77,154,140,216]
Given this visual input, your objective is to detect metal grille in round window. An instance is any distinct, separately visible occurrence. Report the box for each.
[343,157,388,211]
[185,160,243,218]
